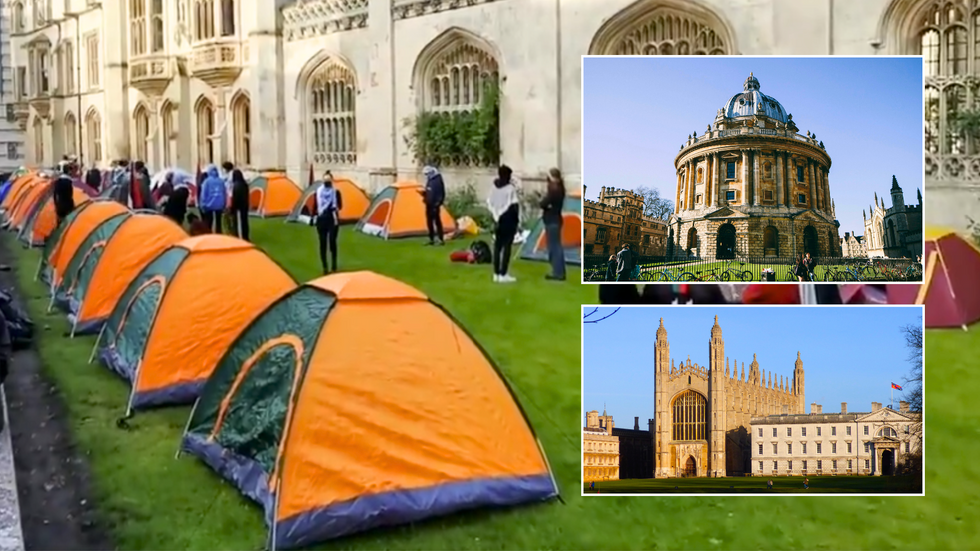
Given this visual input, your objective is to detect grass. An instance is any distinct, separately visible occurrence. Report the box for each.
[8,219,980,550]
[583,475,921,494]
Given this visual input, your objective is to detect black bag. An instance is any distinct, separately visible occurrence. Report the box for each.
[0,289,33,350]
[469,240,492,264]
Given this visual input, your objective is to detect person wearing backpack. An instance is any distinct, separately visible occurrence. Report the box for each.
[487,164,520,283]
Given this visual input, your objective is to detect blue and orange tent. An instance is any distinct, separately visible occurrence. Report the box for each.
[179,271,558,548]
[519,190,582,265]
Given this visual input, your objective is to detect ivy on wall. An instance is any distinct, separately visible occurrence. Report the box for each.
[403,82,500,167]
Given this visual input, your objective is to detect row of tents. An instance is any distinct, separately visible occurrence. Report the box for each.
[4,168,582,264]
[0,176,561,548]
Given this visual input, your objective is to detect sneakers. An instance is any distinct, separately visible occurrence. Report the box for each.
[493,274,517,283]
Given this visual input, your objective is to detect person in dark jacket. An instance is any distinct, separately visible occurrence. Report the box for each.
[804,252,817,282]
[310,172,344,273]
[540,167,566,280]
[616,243,633,282]
[605,254,617,281]
[486,164,520,282]
[163,185,189,226]
[421,165,446,245]
[84,167,102,193]
[131,161,154,210]
[52,174,76,223]
[229,169,250,241]
[198,165,227,233]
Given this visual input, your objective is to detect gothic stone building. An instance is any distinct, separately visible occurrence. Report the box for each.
[863,176,923,259]
[669,73,841,261]
[583,410,619,481]
[583,185,668,257]
[653,316,804,478]
[612,416,655,480]
[840,231,868,258]
[751,401,922,477]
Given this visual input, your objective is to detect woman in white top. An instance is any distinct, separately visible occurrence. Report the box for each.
[487,165,520,283]
[312,171,344,274]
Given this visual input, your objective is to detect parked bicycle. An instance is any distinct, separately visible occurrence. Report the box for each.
[720,259,753,282]
[653,267,697,282]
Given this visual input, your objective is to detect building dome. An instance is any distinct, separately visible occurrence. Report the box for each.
[721,72,789,123]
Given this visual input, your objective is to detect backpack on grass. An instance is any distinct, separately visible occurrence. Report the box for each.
[470,240,492,264]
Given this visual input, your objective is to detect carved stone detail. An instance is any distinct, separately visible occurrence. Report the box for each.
[282,0,369,41]
[392,0,504,20]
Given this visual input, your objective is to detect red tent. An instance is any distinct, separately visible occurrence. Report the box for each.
[887,227,980,330]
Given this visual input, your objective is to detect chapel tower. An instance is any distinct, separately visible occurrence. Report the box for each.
[654,318,670,477]
[707,315,727,477]
[794,351,806,413]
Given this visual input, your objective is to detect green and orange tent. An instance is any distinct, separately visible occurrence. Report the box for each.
[94,235,296,411]
[179,271,558,548]
[285,178,370,224]
[519,190,582,265]
[355,182,456,239]
[249,173,303,217]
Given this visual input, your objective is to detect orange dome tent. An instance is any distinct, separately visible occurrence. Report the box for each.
[354,182,456,239]
[285,178,370,224]
[249,173,302,217]
[52,213,187,335]
[19,186,91,246]
[1,173,39,212]
[179,271,558,548]
[5,177,49,228]
[95,235,297,411]
[887,226,980,330]
[40,201,131,287]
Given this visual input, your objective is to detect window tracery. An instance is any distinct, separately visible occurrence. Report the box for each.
[426,41,498,112]
[307,60,356,165]
[196,97,215,164]
[602,9,729,55]
[672,390,707,441]
[85,109,102,163]
[133,104,150,162]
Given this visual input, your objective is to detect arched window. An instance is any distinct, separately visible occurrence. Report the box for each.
[672,390,707,441]
[307,58,356,165]
[85,109,102,163]
[12,2,24,33]
[231,92,250,166]
[763,225,779,256]
[32,117,44,165]
[878,426,897,438]
[194,0,215,41]
[64,112,77,156]
[195,97,215,165]
[697,167,703,182]
[151,0,165,52]
[161,101,174,166]
[133,104,150,162]
[221,0,236,36]
[425,39,499,113]
[129,0,146,56]
[589,4,732,55]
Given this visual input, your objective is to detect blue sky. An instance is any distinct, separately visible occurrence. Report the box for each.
[582,306,922,427]
[582,56,923,237]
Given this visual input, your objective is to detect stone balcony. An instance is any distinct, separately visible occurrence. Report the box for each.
[680,126,826,153]
[129,54,174,96]
[27,94,51,119]
[12,101,30,129]
[188,39,245,86]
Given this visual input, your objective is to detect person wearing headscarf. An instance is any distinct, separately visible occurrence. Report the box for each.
[198,165,228,233]
[311,171,344,274]
[487,164,520,283]
[52,171,76,224]
[540,167,567,281]
[84,166,102,193]
[229,169,251,241]
[162,185,189,226]
[420,165,446,245]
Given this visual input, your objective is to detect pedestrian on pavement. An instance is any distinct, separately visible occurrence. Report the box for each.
[541,167,567,281]
[420,165,446,246]
[312,171,343,274]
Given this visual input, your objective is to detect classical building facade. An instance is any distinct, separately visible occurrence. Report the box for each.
[583,185,668,257]
[670,73,841,261]
[583,409,619,482]
[751,401,922,477]
[653,316,804,478]
[840,231,868,258]
[2,0,938,205]
[863,176,923,258]
[0,9,25,171]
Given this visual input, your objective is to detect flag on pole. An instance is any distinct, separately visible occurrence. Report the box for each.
[891,382,903,391]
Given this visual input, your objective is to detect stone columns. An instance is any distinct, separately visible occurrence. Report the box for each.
[685,160,693,210]
[785,154,793,207]
[752,150,760,205]
[713,153,721,207]
[148,98,161,171]
[823,167,831,214]
[809,160,817,210]
[705,155,712,208]
[101,0,131,161]
[741,150,749,205]
[775,151,784,207]
[675,170,682,213]
[213,87,229,164]
[364,0,396,182]
[244,0,286,171]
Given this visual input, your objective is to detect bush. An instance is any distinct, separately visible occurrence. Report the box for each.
[445,183,494,232]
[403,82,500,167]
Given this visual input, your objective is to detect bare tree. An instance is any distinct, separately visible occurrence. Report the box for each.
[635,186,674,221]
[584,307,620,324]
[900,321,923,479]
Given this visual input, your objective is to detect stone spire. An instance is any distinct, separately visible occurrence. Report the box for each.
[768,372,772,388]
[740,362,745,381]
[657,317,667,340]
[725,357,730,377]
[711,315,722,339]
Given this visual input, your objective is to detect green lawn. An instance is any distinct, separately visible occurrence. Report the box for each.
[583,475,921,494]
[8,219,979,550]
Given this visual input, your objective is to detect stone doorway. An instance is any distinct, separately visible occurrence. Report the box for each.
[683,456,697,477]
[882,449,895,476]
[803,225,819,257]
[687,227,699,258]
[716,223,736,259]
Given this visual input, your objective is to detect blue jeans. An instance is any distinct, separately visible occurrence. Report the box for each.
[544,221,565,279]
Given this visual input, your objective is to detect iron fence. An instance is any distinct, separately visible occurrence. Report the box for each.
[583,254,922,283]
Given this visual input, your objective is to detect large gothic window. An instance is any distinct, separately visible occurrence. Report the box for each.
[64,112,77,156]
[85,109,102,163]
[133,104,150,162]
[231,92,250,165]
[307,59,356,165]
[591,6,731,55]
[151,0,164,52]
[195,97,215,165]
[161,101,174,166]
[426,42,499,112]
[129,0,146,56]
[672,390,707,441]
[194,0,215,41]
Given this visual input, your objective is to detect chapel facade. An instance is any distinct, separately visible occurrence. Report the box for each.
[653,316,804,478]
[863,176,923,259]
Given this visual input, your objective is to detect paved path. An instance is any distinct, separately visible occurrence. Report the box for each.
[0,387,24,551]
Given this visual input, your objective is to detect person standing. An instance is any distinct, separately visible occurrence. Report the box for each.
[421,165,446,245]
[487,164,520,283]
[198,165,227,233]
[804,252,817,282]
[616,243,634,282]
[540,168,567,281]
[52,172,76,225]
[221,162,237,234]
[605,254,617,281]
[312,172,343,274]
[229,169,251,241]
[163,185,189,226]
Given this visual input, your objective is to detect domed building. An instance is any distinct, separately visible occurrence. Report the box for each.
[669,73,841,261]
